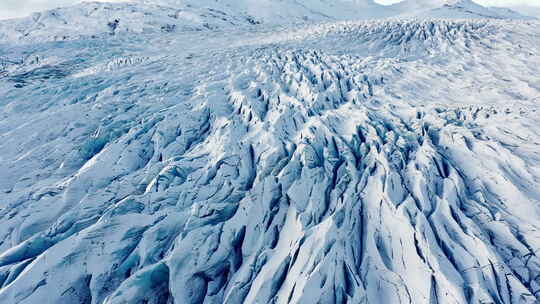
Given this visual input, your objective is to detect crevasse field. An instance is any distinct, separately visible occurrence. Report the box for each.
[0,0,539,303]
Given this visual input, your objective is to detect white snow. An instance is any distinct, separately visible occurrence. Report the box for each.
[0,0,539,303]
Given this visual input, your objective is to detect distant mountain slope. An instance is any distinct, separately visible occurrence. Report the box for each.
[508,5,540,19]
[137,0,387,22]
[138,0,534,21]
[0,0,533,44]
[0,1,262,43]
[394,0,536,19]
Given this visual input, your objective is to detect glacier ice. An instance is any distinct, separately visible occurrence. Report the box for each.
[0,1,540,304]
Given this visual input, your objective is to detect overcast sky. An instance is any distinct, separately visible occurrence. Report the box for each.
[1,0,539,20]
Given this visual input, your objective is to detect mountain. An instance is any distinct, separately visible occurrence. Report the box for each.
[0,1,261,43]
[136,0,387,21]
[1,1,540,304]
[0,0,532,43]
[507,5,540,19]
[392,0,535,19]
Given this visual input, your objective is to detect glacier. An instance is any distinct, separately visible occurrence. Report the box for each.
[0,0,540,303]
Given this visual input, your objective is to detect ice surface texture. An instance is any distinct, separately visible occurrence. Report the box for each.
[0,2,540,304]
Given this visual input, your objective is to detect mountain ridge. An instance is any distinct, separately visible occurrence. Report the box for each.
[0,0,533,44]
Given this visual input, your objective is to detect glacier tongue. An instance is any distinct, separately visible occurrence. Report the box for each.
[1,13,540,304]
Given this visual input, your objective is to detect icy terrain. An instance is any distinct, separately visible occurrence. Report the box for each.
[1,0,540,303]
[0,0,533,44]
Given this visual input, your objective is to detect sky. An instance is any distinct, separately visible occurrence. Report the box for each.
[0,0,539,20]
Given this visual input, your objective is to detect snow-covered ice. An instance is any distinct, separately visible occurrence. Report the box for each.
[0,0,539,303]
